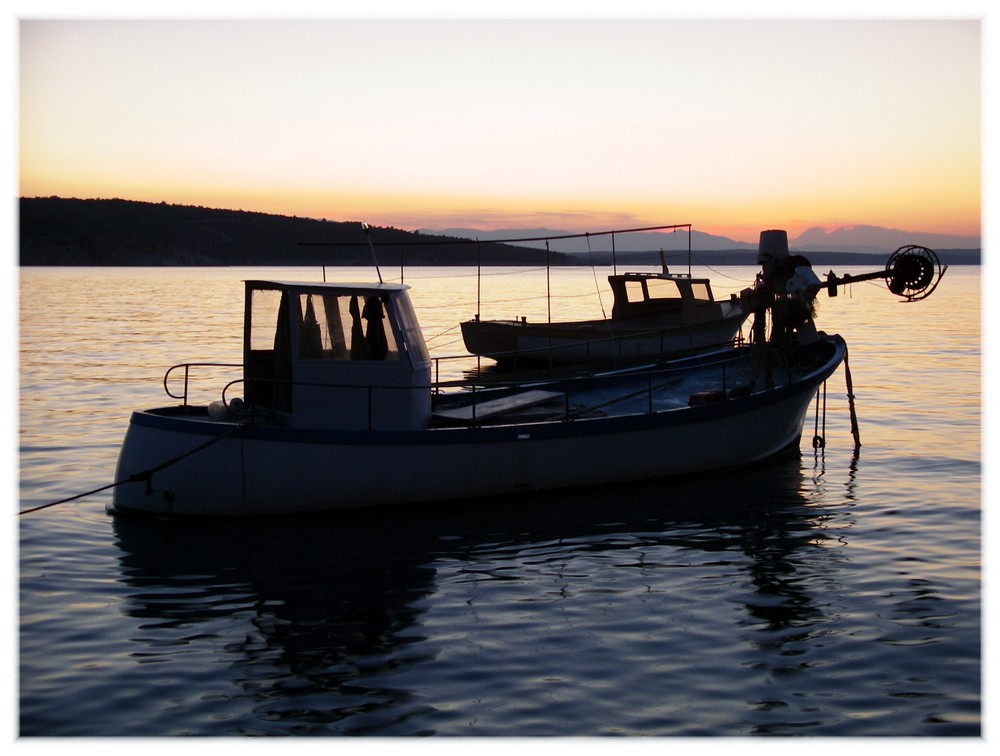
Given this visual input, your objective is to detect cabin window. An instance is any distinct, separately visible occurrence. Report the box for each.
[645,278,683,301]
[624,280,646,304]
[690,282,712,301]
[393,295,431,367]
[250,289,285,351]
[298,293,399,361]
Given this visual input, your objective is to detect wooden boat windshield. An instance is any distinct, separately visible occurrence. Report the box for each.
[634,277,714,304]
[635,278,680,303]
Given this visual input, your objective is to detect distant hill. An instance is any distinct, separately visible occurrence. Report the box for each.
[17,197,571,267]
[19,197,980,267]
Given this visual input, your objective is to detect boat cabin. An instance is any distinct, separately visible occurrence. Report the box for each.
[609,272,721,321]
[243,280,432,431]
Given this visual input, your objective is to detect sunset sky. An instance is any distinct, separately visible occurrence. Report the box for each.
[16,7,986,244]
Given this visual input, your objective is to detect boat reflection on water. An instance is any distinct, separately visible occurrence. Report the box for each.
[110,452,847,733]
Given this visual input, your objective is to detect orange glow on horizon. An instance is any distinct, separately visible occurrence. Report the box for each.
[19,20,981,247]
[17,180,982,246]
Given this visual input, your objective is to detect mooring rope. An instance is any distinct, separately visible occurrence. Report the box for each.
[18,421,247,516]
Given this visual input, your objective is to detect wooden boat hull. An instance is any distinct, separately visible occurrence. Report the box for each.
[461,310,747,365]
[111,337,845,518]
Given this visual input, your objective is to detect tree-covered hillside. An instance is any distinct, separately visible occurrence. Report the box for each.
[18,197,567,266]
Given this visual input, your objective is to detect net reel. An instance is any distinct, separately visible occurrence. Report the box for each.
[884,245,946,301]
[825,244,948,302]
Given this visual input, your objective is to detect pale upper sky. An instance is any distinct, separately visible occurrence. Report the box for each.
[16,7,985,244]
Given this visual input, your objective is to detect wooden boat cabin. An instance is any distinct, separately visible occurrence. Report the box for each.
[608,271,730,323]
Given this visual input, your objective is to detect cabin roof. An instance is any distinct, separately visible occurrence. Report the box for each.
[611,271,710,284]
[244,279,410,293]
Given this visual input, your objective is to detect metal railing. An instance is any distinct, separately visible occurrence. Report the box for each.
[163,362,242,407]
[160,338,804,430]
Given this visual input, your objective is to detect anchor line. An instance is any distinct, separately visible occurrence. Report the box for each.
[844,345,862,451]
[18,422,247,516]
[809,347,861,455]
[812,380,828,449]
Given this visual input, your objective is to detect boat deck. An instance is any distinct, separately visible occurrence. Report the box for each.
[143,343,824,434]
[429,344,798,428]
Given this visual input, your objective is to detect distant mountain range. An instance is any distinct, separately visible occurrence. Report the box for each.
[18,197,980,266]
[422,224,981,256]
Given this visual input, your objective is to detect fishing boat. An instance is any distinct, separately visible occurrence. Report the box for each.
[108,230,945,519]
[460,267,748,367]
[459,224,748,367]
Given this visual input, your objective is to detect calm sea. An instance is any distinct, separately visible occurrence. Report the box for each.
[17,263,981,737]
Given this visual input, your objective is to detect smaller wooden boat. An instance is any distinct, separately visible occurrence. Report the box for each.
[461,268,748,367]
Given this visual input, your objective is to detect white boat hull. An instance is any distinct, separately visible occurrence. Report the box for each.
[112,337,844,518]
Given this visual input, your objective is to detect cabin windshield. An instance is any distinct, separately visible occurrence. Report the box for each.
[297,292,400,361]
[393,294,431,367]
[624,278,714,304]
[644,278,683,302]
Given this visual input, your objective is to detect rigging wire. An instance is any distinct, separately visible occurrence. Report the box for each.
[688,255,756,283]
[301,223,693,248]
[586,233,609,320]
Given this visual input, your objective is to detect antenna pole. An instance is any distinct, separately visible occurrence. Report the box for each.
[361,223,383,283]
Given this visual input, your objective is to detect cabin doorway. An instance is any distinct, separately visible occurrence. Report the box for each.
[245,287,292,413]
